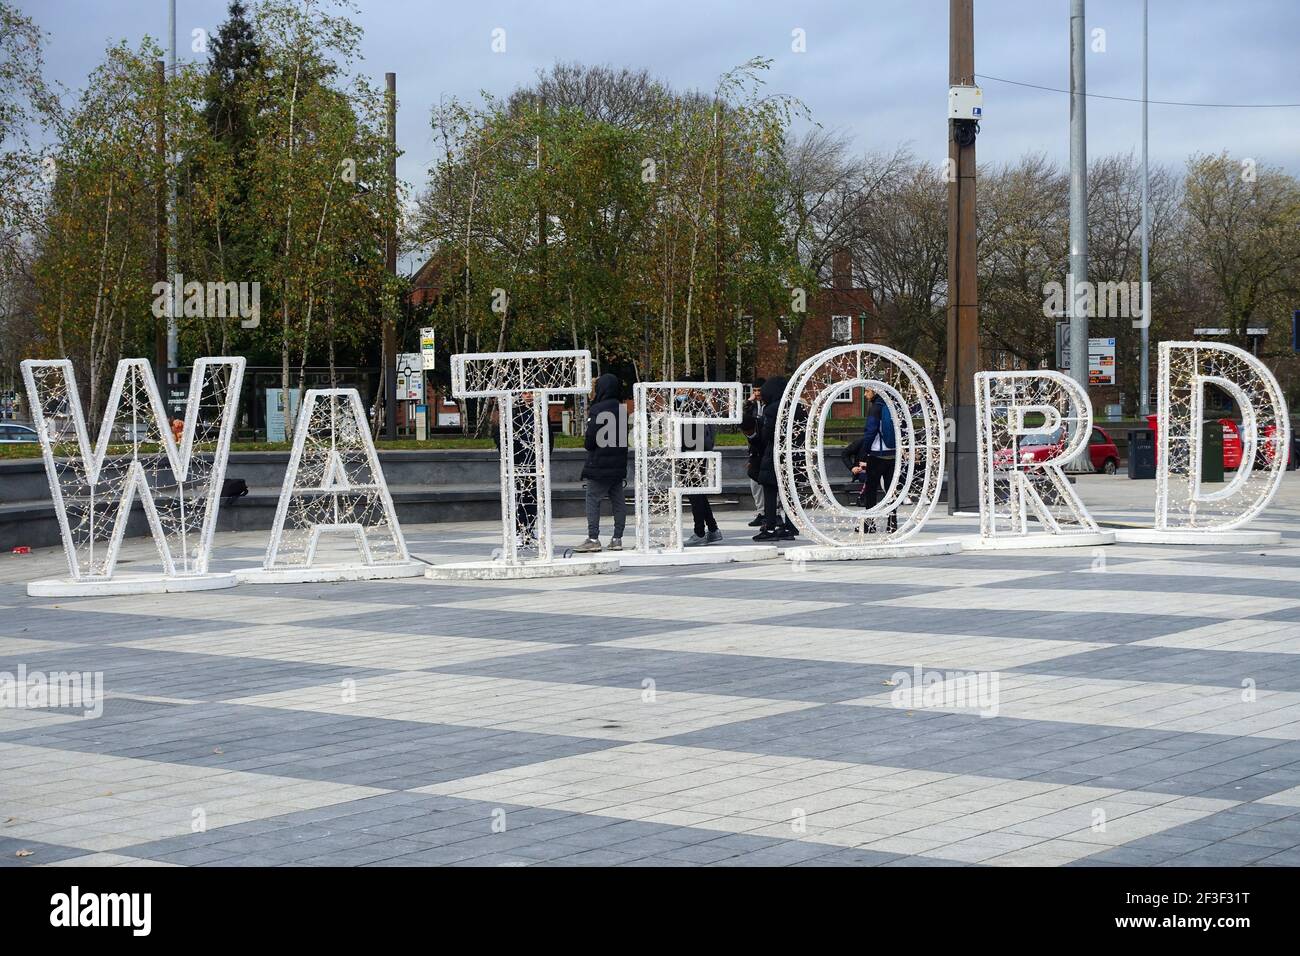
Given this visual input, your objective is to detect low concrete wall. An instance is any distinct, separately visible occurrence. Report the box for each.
[0,447,760,551]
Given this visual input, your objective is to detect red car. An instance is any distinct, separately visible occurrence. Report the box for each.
[992,425,1119,474]
[1087,426,1121,474]
[1145,414,1243,469]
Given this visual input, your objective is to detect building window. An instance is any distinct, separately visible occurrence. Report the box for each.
[831,314,852,343]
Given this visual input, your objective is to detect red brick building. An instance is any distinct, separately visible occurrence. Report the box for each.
[751,250,881,420]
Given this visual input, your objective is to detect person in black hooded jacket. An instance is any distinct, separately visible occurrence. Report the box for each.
[753,375,798,541]
[574,372,629,553]
[741,379,766,527]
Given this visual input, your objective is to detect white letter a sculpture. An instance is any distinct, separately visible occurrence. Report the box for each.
[239,389,423,583]
[21,356,245,596]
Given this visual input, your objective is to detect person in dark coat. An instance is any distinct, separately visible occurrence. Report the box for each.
[852,389,899,533]
[741,379,765,526]
[680,401,721,546]
[752,376,797,541]
[574,372,629,552]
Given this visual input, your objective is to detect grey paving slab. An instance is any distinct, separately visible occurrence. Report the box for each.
[1014,644,1300,691]
[657,704,1300,798]
[573,575,946,604]
[315,605,701,643]
[752,605,1218,642]
[994,569,1300,600]
[0,607,246,643]
[0,836,89,867]
[427,644,909,703]
[0,645,394,702]
[2,702,616,788]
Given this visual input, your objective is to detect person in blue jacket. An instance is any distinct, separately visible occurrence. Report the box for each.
[852,388,899,533]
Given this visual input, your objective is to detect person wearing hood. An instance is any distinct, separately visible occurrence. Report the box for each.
[752,375,798,542]
[575,373,629,553]
[741,379,766,527]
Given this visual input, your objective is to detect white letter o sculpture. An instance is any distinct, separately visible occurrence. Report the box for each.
[775,344,945,547]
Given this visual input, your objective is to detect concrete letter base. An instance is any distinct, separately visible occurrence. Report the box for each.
[236,562,427,585]
[1113,528,1283,546]
[27,572,239,598]
[425,555,619,581]
[960,531,1116,551]
[783,540,963,563]
[617,545,779,568]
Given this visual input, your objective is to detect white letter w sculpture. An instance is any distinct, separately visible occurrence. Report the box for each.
[20,356,244,596]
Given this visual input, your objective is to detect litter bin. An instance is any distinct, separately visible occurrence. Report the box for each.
[1201,420,1224,483]
[1127,429,1155,479]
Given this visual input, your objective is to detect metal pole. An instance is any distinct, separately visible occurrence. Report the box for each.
[946,0,979,512]
[383,72,398,440]
[154,59,169,398]
[1139,0,1150,417]
[1067,0,1090,468]
[166,0,178,383]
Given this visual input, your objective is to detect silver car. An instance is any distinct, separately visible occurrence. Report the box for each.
[0,423,39,443]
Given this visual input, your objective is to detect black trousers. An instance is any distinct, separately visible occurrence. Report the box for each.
[860,456,896,509]
[761,481,781,528]
[688,495,718,536]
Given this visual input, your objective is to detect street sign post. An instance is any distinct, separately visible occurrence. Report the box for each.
[420,328,436,370]
[395,352,423,403]
[1056,324,1115,385]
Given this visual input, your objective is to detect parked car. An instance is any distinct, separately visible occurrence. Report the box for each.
[1087,426,1120,474]
[0,423,39,443]
[1258,423,1291,469]
[992,427,1064,469]
[992,425,1118,474]
[1145,414,1243,469]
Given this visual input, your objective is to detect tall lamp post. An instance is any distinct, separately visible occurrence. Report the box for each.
[1139,0,1151,417]
[946,0,980,513]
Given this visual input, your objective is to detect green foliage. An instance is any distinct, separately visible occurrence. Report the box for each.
[413,59,807,380]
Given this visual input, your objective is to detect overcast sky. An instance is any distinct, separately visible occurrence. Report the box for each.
[21,0,1300,200]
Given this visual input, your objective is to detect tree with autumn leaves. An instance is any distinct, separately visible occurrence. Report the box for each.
[8,0,394,433]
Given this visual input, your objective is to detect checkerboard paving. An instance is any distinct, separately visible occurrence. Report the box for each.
[2,473,1300,867]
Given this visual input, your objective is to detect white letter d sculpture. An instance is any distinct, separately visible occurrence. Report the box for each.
[21,356,245,596]
[237,389,424,583]
[1118,341,1289,545]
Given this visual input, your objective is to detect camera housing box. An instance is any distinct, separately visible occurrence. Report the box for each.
[949,85,983,120]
